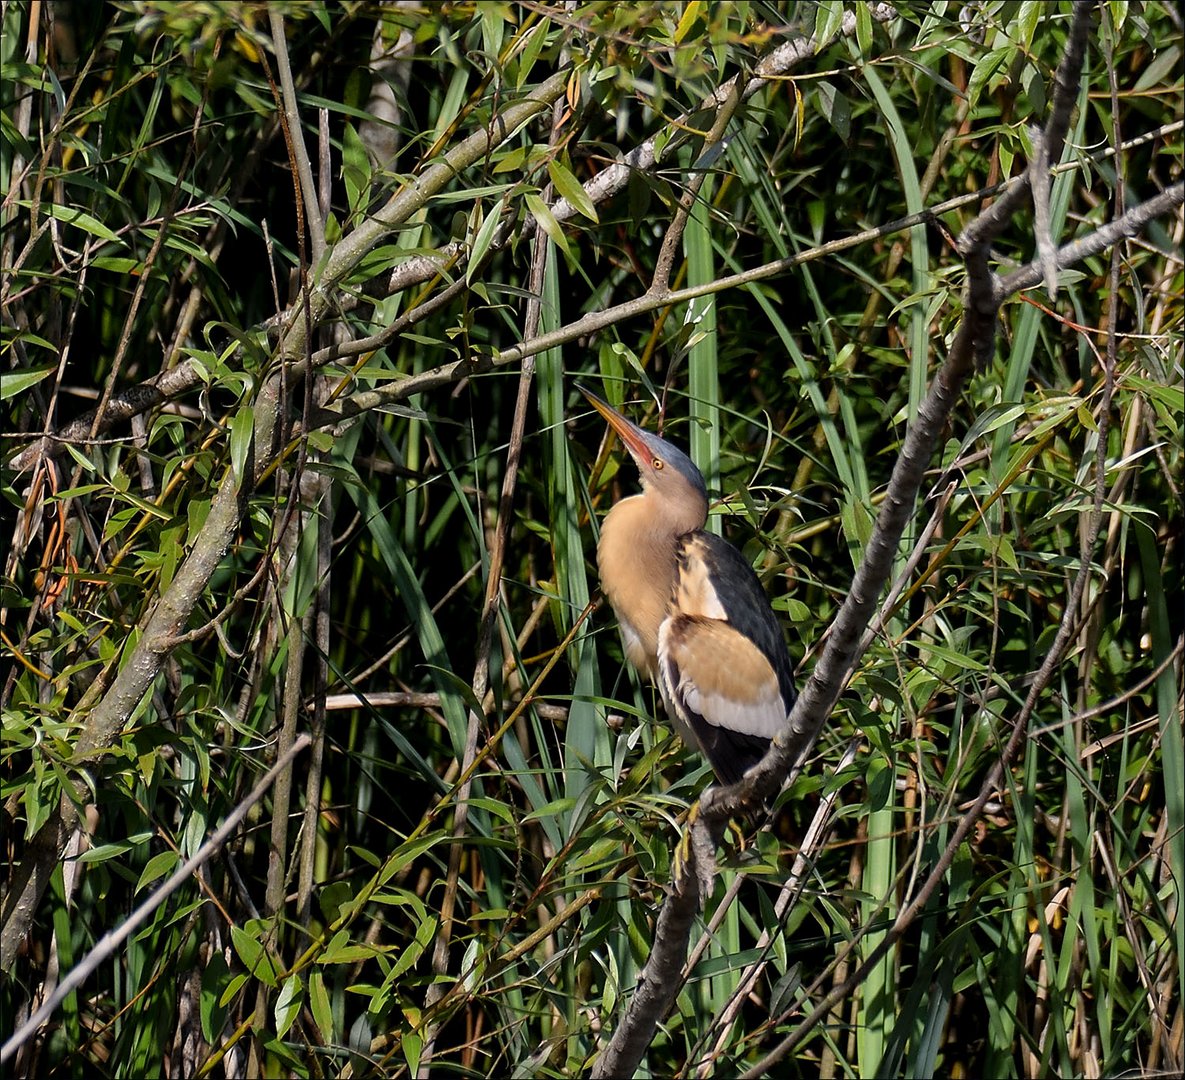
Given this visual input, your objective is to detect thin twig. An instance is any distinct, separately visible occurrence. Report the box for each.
[297,476,333,925]
[691,739,862,1077]
[650,82,741,294]
[267,9,325,268]
[418,80,565,1079]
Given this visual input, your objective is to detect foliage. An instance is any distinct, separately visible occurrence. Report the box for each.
[1,1,1181,1077]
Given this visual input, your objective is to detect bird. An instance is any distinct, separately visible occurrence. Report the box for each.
[578,383,796,786]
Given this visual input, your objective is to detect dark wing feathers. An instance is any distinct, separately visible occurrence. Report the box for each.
[685,714,771,787]
[658,531,796,785]
[683,531,796,711]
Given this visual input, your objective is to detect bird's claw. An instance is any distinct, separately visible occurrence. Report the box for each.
[672,800,716,900]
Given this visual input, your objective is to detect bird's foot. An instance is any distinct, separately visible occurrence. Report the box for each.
[672,800,717,900]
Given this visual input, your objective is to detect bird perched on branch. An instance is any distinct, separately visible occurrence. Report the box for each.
[578,384,795,786]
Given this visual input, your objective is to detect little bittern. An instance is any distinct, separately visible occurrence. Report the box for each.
[578,384,795,785]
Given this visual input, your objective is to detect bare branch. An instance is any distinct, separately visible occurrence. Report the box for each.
[1000,181,1184,296]
[706,0,1099,823]
[1029,125,1060,298]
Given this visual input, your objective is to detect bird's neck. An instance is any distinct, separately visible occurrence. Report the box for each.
[597,491,705,676]
[602,490,706,571]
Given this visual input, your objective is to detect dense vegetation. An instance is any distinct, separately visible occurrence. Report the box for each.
[2,2,1181,1076]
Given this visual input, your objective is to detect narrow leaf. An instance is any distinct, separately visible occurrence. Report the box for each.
[548,159,598,222]
[1,364,57,400]
[230,405,253,483]
[524,192,570,255]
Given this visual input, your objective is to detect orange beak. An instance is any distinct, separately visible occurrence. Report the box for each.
[576,383,656,462]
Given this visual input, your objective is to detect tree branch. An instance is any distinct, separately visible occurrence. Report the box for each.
[1,735,311,1065]
[586,5,1163,1074]
[267,8,325,269]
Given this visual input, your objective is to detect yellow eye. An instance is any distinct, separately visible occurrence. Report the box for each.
[652,458,664,470]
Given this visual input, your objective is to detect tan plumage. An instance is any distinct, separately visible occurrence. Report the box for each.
[579,384,795,785]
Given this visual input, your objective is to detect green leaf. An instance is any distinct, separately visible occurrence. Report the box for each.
[673,1,704,45]
[403,1031,422,1075]
[135,850,179,893]
[515,19,550,89]
[77,840,137,864]
[219,972,249,1008]
[308,971,333,1041]
[521,796,577,823]
[815,81,851,143]
[91,257,143,274]
[341,121,372,221]
[855,2,873,55]
[524,192,570,256]
[318,880,354,925]
[813,1,844,51]
[230,404,253,483]
[200,952,230,1043]
[1,363,57,400]
[23,200,121,242]
[548,158,597,222]
[1015,1,1042,52]
[230,923,281,987]
[466,200,503,283]
[274,974,303,1039]
[966,47,1012,113]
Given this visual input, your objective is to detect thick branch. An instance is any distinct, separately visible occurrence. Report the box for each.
[588,5,1127,1074]
[590,841,710,1079]
[706,0,1101,823]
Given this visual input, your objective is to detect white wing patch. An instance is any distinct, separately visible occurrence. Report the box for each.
[657,615,785,740]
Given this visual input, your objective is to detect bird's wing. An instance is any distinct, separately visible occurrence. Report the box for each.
[657,613,784,784]
[674,532,797,711]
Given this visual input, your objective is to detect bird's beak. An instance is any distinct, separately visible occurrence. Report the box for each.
[576,383,654,462]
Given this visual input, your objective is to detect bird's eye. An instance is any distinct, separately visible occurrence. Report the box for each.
[652,458,664,470]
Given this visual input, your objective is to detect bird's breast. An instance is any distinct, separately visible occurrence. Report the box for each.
[596,495,682,678]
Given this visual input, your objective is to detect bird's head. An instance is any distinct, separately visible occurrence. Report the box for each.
[577,383,708,525]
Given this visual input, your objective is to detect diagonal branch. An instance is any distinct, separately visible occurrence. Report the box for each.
[585,5,1176,1075]
[710,0,1097,819]
[6,6,894,473]
[1,734,311,1064]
